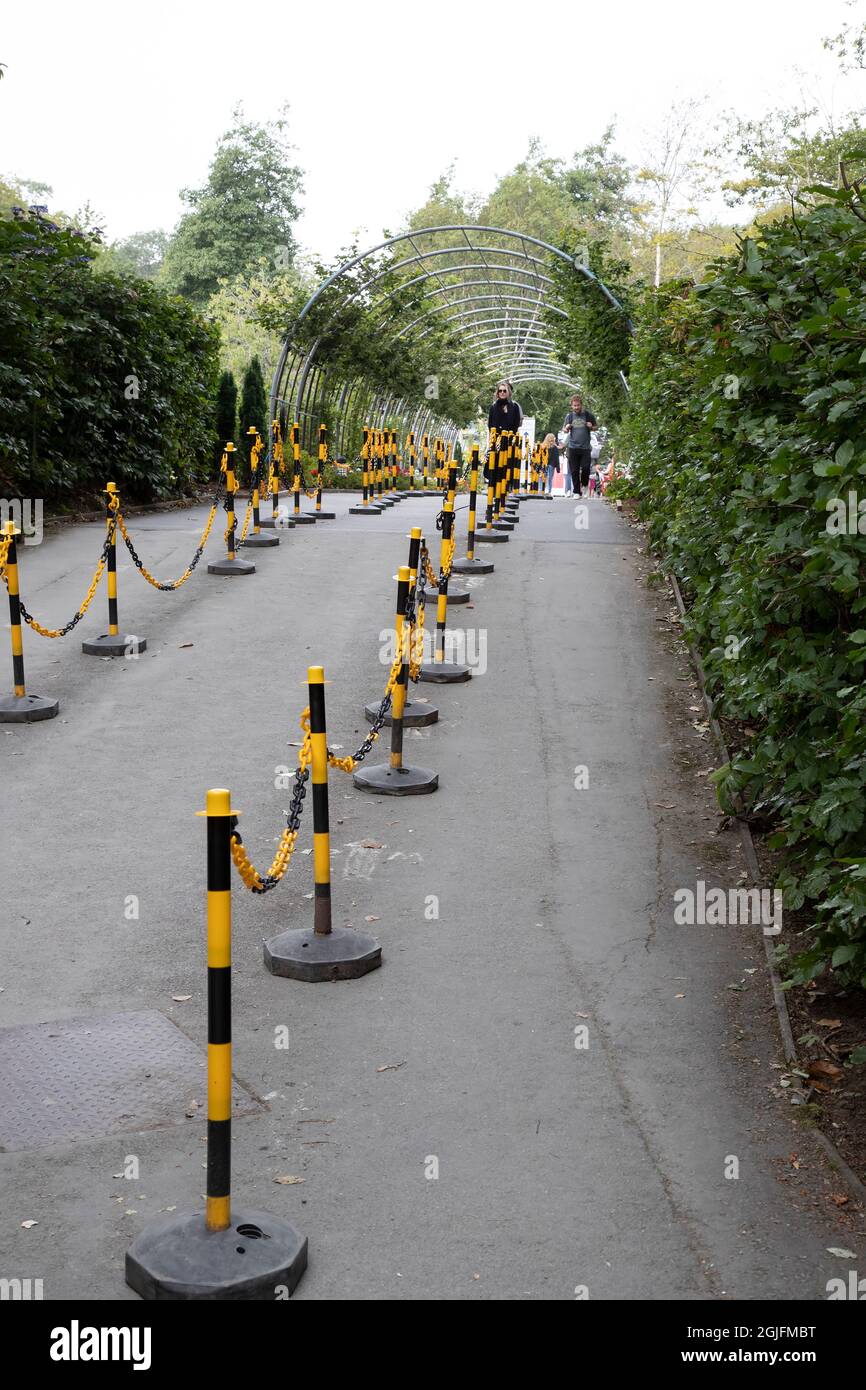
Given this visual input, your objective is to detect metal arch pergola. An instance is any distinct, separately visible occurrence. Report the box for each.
[269,225,631,458]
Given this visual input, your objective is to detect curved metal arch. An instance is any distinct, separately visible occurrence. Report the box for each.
[393,294,568,342]
[270,223,632,453]
[295,225,630,326]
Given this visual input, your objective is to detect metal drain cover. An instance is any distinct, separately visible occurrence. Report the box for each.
[0,1010,264,1151]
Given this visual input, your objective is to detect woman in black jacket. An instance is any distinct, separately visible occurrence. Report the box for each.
[486,381,522,480]
[487,380,522,436]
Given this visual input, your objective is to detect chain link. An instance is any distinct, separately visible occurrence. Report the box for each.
[230,718,313,893]
[17,504,118,638]
[118,491,221,591]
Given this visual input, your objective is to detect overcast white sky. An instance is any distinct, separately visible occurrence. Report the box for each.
[3,0,864,260]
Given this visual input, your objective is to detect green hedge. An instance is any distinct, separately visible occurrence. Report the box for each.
[621,183,866,988]
[0,209,220,503]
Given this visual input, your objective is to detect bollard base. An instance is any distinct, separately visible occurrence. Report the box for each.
[125,1207,307,1301]
[290,514,316,525]
[274,516,296,529]
[258,516,277,528]
[0,693,60,723]
[451,556,494,574]
[364,698,438,727]
[208,557,256,575]
[264,924,382,982]
[82,632,147,656]
[492,520,514,531]
[353,762,438,795]
[349,504,383,515]
[473,530,509,544]
[418,661,472,684]
[376,498,395,508]
[422,585,470,605]
[242,534,280,549]
[311,510,336,520]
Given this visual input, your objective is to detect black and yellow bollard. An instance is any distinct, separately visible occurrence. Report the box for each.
[421,433,431,492]
[264,667,383,981]
[375,430,394,507]
[260,419,290,528]
[419,495,471,684]
[0,521,60,722]
[423,461,470,605]
[407,432,417,491]
[452,445,495,574]
[492,432,515,532]
[125,787,308,1299]
[311,423,336,519]
[475,430,509,545]
[349,426,383,515]
[242,429,280,549]
[504,433,521,519]
[354,568,438,796]
[290,422,316,525]
[364,527,438,729]
[81,483,148,655]
[386,430,402,502]
[208,443,256,575]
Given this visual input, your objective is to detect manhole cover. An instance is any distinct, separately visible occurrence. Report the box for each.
[0,1010,264,1151]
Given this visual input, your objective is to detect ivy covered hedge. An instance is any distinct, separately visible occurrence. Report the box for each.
[620,183,866,988]
[0,209,220,504]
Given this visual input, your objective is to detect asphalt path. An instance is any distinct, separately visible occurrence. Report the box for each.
[0,489,858,1299]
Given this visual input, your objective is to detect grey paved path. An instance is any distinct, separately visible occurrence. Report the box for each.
[0,491,858,1299]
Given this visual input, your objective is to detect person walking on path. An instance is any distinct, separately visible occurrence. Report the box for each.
[563,394,597,498]
[486,380,523,480]
[542,432,559,495]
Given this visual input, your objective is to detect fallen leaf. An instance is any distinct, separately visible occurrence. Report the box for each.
[674,993,685,999]
[20,1220,37,1229]
[807,1060,843,1081]
[361,840,383,849]
[179,643,194,649]
[816,1018,842,1030]
[376,1061,406,1073]
[365,915,380,922]
[830,1193,850,1207]
[172,994,192,1002]
[273,1175,305,1185]
[827,1247,857,1259]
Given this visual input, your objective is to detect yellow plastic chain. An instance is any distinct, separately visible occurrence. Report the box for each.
[328,650,403,774]
[410,589,425,680]
[117,502,219,591]
[230,718,313,892]
[0,534,10,584]
[238,495,254,544]
[21,501,118,638]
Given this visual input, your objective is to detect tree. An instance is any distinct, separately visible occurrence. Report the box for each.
[160,106,304,305]
[406,165,478,231]
[98,229,169,280]
[636,98,713,287]
[0,206,219,501]
[205,270,293,385]
[718,102,866,214]
[238,356,267,468]
[215,370,238,457]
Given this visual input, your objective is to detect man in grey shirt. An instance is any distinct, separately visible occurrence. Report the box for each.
[563,393,598,497]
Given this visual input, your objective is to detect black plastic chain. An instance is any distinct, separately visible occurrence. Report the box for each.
[18,525,115,636]
[121,484,224,588]
[230,762,310,895]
